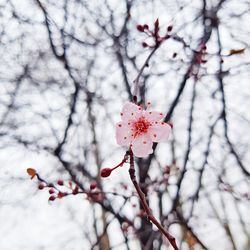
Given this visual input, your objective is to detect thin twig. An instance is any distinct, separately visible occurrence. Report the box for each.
[133,46,158,99]
[128,150,179,250]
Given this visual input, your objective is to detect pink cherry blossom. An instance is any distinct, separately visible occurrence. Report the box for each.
[116,102,171,157]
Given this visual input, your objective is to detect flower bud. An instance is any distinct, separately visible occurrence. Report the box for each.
[167,25,173,32]
[100,168,112,178]
[57,192,65,198]
[49,188,55,194]
[90,181,97,190]
[49,196,56,201]
[38,183,45,190]
[136,24,144,32]
[57,180,64,186]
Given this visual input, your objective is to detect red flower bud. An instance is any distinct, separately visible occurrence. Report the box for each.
[167,25,173,32]
[100,168,112,178]
[143,24,149,30]
[49,195,56,201]
[57,180,64,186]
[90,181,97,190]
[38,183,45,190]
[142,42,148,48]
[136,24,144,32]
[57,192,65,199]
[47,183,54,188]
[49,188,55,194]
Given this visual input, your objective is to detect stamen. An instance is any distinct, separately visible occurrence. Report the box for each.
[146,102,151,110]
[132,117,151,137]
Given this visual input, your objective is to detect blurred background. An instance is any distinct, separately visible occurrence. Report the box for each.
[0,0,249,249]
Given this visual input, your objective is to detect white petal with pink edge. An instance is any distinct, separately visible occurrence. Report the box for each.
[116,122,133,146]
[131,134,153,157]
[143,111,164,123]
[121,102,142,122]
[148,122,171,142]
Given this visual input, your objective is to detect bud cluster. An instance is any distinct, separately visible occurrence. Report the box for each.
[27,168,108,204]
[36,180,70,202]
[136,19,173,48]
[189,44,208,79]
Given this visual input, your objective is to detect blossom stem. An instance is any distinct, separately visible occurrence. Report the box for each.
[128,150,179,250]
[112,153,129,171]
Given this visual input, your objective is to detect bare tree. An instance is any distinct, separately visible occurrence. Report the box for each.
[0,0,249,249]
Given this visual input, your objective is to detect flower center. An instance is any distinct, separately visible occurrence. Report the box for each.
[132,117,151,137]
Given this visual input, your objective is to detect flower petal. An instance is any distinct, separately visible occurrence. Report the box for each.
[131,134,153,158]
[143,111,164,122]
[116,122,133,146]
[148,122,171,142]
[121,102,142,122]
